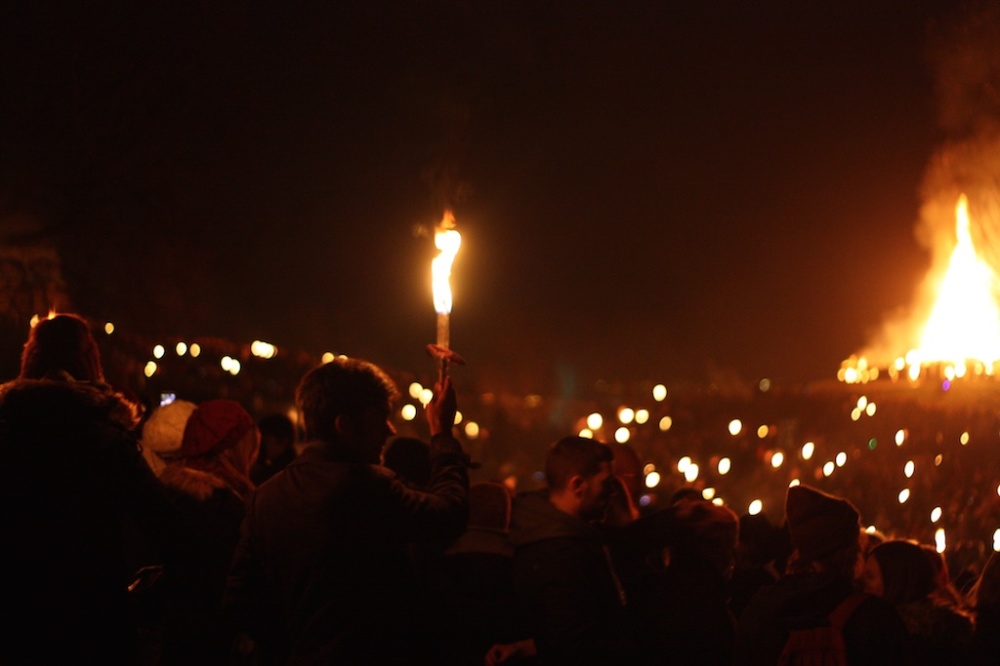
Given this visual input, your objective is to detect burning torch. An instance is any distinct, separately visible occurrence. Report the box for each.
[427,210,465,381]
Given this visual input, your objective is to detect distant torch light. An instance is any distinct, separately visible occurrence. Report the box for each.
[645,472,661,489]
[614,427,631,444]
[684,463,699,482]
[652,384,667,401]
[587,413,604,430]
[618,407,635,424]
[728,419,743,436]
[718,457,731,475]
[659,416,673,432]
[748,499,763,516]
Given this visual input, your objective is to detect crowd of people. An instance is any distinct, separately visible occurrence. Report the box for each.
[2,313,999,664]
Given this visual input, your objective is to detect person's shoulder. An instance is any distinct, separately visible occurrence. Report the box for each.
[0,377,141,434]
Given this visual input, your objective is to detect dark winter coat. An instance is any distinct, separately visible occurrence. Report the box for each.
[157,466,249,664]
[894,597,974,665]
[0,377,176,664]
[733,571,912,665]
[509,490,633,665]
[224,432,469,665]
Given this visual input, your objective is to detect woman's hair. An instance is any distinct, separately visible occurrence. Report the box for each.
[20,314,104,382]
[868,539,937,605]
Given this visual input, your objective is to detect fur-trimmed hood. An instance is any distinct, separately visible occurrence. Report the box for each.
[0,376,141,445]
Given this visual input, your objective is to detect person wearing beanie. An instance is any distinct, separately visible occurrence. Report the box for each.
[155,399,259,664]
[0,313,178,663]
[733,484,911,665]
[140,399,198,477]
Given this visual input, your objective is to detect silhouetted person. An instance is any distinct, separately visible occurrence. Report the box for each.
[0,314,176,663]
[631,499,739,665]
[382,435,432,488]
[733,484,910,665]
[225,357,470,664]
[250,413,297,486]
[863,539,973,664]
[496,436,634,665]
[156,399,260,664]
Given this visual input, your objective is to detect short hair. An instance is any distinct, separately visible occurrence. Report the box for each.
[20,314,104,382]
[544,436,614,492]
[295,357,399,442]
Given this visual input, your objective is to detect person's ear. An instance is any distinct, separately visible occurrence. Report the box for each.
[334,414,357,438]
[569,475,586,499]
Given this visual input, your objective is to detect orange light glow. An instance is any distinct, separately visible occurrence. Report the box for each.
[432,210,461,316]
[913,194,1000,367]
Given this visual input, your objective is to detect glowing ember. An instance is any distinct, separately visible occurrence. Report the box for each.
[913,195,1000,366]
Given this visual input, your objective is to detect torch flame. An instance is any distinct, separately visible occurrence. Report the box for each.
[911,194,1000,367]
[432,210,461,315]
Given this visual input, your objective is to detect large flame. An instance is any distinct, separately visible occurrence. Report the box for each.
[911,194,1000,367]
[432,210,461,315]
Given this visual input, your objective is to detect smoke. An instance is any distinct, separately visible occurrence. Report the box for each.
[858,3,1000,366]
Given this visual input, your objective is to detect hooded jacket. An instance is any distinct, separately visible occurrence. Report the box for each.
[0,377,176,662]
[509,490,632,665]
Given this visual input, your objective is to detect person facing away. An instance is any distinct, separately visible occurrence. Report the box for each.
[500,435,634,665]
[250,412,297,487]
[0,313,177,664]
[862,539,973,665]
[733,484,911,665]
[155,399,260,665]
[224,357,470,665]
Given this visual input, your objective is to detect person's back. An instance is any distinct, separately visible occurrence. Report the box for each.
[225,358,469,664]
[0,314,175,663]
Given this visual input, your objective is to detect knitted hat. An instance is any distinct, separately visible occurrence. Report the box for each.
[785,484,860,561]
[141,400,198,476]
[181,400,255,458]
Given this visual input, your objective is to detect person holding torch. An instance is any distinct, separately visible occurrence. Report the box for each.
[225,356,471,664]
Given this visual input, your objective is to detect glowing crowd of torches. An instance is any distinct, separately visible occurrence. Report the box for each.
[24,197,1000,553]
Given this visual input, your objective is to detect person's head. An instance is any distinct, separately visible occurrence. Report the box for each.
[545,435,615,521]
[258,413,296,459]
[172,399,260,501]
[784,484,862,579]
[864,539,936,605]
[670,499,740,576]
[382,436,432,488]
[141,399,198,477]
[20,314,104,382]
[295,357,399,463]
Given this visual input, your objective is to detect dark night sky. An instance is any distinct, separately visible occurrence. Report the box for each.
[2,1,983,396]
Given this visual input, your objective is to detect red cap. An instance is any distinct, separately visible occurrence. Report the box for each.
[180,399,255,458]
